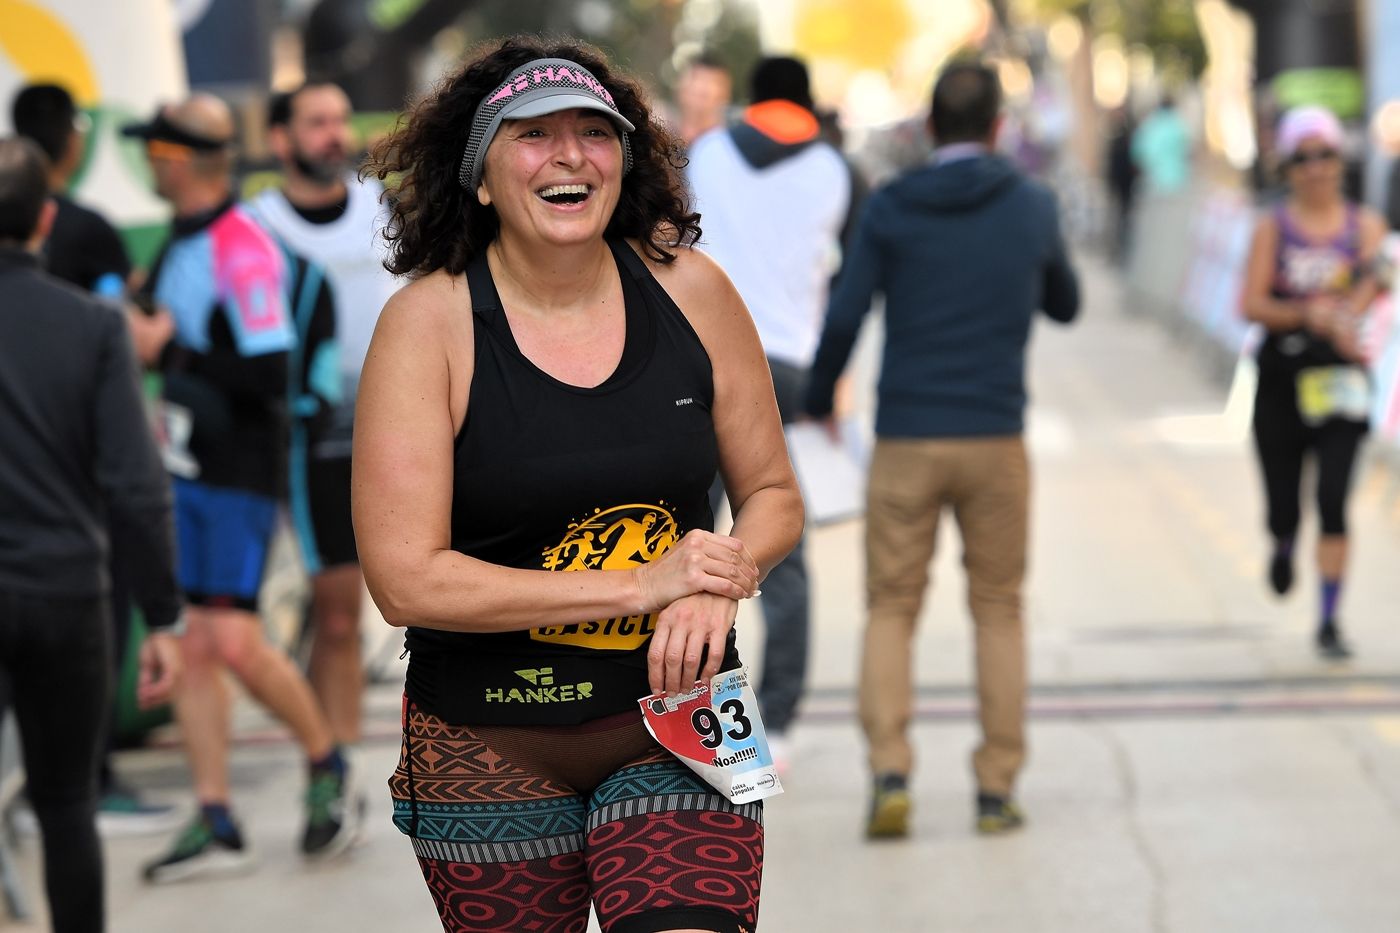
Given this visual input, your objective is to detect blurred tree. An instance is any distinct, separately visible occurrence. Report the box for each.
[458,0,761,100]
[793,0,913,72]
[671,1,762,102]
[1026,0,1206,79]
[300,0,761,108]
[460,0,666,85]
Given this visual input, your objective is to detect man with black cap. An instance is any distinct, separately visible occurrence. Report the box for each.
[685,55,852,772]
[121,94,356,882]
[0,134,181,933]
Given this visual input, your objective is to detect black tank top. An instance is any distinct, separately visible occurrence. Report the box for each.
[403,240,734,725]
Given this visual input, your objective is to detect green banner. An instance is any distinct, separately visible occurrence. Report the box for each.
[1272,68,1365,119]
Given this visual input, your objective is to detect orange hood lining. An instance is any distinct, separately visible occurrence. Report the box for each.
[742,100,820,145]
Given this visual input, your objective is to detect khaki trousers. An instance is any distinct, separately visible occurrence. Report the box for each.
[861,435,1029,797]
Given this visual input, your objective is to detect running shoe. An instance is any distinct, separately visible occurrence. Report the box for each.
[865,773,911,840]
[1268,550,1293,596]
[976,793,1025,835]
[301,760,360,858]
[143,815,254,884]
[96,785,186,837]
[1316,622,1352,660]
[8,787,184,839]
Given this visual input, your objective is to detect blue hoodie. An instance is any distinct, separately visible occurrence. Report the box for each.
[805,152,1079,437]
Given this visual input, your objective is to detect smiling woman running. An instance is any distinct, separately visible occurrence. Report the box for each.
[355,37,802,933]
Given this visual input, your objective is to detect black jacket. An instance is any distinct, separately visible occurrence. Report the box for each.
[0,248,180,628]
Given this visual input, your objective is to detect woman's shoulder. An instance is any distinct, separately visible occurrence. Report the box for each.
[371,268,473,359]
[625,238,756,348]
[627,238,733,306]
[378,268,470,329]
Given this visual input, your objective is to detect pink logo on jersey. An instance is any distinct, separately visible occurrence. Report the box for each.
[210,211,289,333]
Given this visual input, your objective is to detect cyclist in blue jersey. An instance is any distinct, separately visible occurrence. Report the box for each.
[122,94,357,883]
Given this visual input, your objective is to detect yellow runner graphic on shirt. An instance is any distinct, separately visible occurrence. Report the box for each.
[533,503,680,650]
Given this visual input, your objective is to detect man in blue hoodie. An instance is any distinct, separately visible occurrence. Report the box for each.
[805,60,1079,839]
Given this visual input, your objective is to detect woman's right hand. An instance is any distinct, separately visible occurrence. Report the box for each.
[632,529,758,612]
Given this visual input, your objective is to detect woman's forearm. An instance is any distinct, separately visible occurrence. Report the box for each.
[369,550,646,632]
[727,482,805,581]
[1242,294,1305,330]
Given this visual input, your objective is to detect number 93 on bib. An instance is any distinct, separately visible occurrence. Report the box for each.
[638,668,783,805]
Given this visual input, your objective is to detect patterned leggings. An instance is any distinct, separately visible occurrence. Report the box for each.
[390,700,763,933]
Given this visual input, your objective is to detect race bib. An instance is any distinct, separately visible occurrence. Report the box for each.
[639,668,783,805]
[1296,366,1369,426]
[156,401,200,479]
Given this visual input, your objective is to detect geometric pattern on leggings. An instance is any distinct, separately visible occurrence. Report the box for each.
[391,708,585,867]
[393,711,591,930]
[417,853,591,933]
[587,759,763,931]
[587,790,762,834]
[395,795,584,846]
[389,706,570,806]
[412,830,584,864]
[588,758,722,806]
[390,707,763,931]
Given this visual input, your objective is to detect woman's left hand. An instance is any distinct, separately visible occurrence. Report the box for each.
[646,592,739,696]
[1331,307,1367,363]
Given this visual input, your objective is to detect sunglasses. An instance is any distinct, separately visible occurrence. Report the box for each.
[145,139,194,162]
[1287,148,1339,167]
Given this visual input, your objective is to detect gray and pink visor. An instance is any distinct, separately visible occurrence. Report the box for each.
[458,58,636,191]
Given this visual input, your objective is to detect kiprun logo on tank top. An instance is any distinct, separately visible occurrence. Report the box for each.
[533,503,682,651]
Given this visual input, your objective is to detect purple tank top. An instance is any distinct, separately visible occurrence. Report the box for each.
[1271,203,1361,301]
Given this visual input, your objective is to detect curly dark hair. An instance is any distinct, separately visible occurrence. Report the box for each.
[365,36,701,277]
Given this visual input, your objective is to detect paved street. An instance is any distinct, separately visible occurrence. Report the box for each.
[7,254,1400,931]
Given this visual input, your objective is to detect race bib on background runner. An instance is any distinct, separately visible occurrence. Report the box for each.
[1296,366,1369,426]
[639,668,783,805]
[156,401,200,479]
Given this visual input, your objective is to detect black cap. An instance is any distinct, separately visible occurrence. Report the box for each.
[121,107,230,151]
[750,57,813,111]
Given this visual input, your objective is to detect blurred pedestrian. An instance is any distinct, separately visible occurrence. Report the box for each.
[357,37,798,931]
[675,51,732,146]
[1132,94,1191,195]
[805,60,1080,839]
[10,84,130,297]
[249,80,400,758]
[1240,105,1387,659]
[121,94,358,882]
[0,136,181,932]
[1105,106,1138,265]
[687,54,852,768]
[11,81,185,837]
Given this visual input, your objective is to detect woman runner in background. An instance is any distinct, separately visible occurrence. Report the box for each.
[354,37,801,933]
[1241,105,1388,659]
